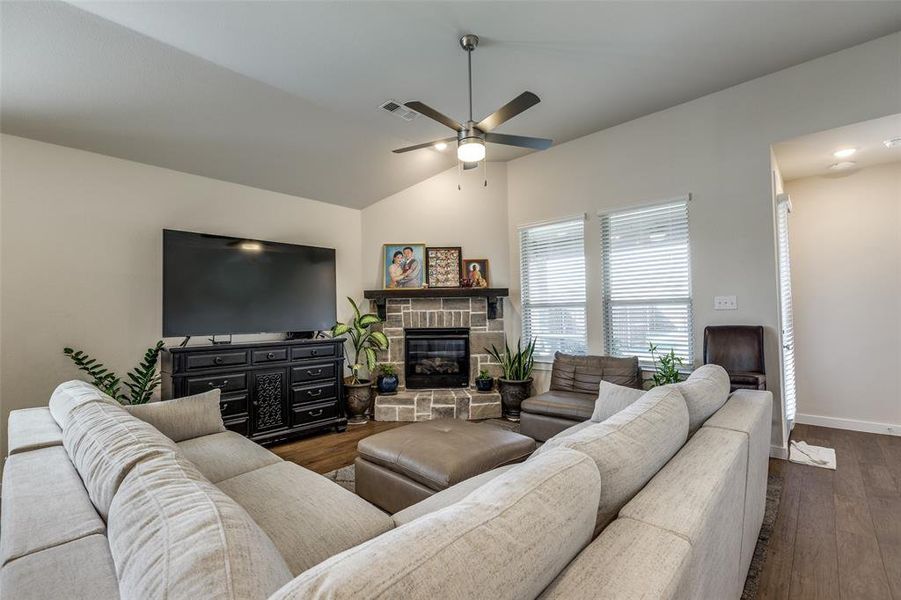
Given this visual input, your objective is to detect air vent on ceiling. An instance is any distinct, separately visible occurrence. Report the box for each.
[380,99,419,122]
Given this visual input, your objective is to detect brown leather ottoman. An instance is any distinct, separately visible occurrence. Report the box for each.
[354,419,536,513]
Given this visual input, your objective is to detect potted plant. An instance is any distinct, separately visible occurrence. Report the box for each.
[331,297,389,424]
[648,343,684,387]
[376,363,399,395]
[485,337,536,421]
[475,368,494,392]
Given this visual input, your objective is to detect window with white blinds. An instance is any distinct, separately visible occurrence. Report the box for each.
[776,194,797,424]
[520,217,587,359]
[600,199,692,365]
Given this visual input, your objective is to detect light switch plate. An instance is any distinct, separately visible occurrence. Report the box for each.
[714,295,737,310]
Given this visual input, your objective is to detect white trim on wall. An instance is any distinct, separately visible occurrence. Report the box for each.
[795,413,900,437]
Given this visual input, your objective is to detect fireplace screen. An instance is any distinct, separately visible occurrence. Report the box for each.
[404,328,470,389]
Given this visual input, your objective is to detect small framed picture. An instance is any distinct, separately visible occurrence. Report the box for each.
[383,244,426,289]
[426,246,463,288]
[463,259,490,288]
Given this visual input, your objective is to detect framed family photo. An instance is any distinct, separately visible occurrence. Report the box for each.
[463,259,490,288]
[426,246,463,288]
[383,243,426,289]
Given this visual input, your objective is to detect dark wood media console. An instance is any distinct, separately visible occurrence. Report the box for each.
[161,339,346,445]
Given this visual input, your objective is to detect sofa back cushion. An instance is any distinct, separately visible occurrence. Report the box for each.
[49,379,118,429]
[269,448,600,600]
[125,389,225,442]
[63,400,178,519]
[108,453,292,599]
[676,364,731,434]
[534,385,689,535]
[550,352,640,393]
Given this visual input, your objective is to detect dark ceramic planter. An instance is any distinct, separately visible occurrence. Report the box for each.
[475,377,494,392]
[377,374,399,395]
[344,380,372,425]
[498,378,533,421]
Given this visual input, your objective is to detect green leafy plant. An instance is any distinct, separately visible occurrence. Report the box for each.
[377,363,396,377]
[63,340,165,404]
[649,343,684,387]
[331,297,389,384]
[485,337,537,381]
[477,368,492,380]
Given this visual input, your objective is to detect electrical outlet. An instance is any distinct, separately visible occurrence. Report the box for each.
[714,295,737,310]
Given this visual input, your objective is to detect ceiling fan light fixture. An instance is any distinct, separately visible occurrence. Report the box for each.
[457,139,486,162]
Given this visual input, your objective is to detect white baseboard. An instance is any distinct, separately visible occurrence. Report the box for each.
[795,413,900,437]
[770,444,788,460]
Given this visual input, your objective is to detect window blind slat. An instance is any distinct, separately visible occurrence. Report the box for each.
[601,199,693,365]
[521,218,587,359]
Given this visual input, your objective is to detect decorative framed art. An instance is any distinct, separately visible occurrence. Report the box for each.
[463,259,490,288]
[382,243,426,289]
[425,246,463,288]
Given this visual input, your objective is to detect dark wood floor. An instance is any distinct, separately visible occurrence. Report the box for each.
[757,424,901,600]
[273,421,900,599]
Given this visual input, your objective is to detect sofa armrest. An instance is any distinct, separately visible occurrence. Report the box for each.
[125,390,225,442]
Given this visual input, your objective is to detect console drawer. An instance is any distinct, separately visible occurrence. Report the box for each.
[224,417,249,436]
[185,350,248,371]
[291,381,338,405]
[219,393,248,418]
[291,402,338,428]
[290,362,336,384]
[291,345,335,360]
[252,348,288,364]
[186,373,247,395]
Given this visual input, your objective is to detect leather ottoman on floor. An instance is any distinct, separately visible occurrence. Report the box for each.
[355,419,536,513]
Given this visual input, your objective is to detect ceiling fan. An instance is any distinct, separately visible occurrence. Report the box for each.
[393,34,552,169]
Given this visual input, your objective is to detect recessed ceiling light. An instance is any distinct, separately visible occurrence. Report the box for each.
[433,142,448,151]
[829,161,856,171]
[832,148,856,158]
[884,137,901,148]
[239,241,263,252]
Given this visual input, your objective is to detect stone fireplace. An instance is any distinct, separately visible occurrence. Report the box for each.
[367,294,507,422]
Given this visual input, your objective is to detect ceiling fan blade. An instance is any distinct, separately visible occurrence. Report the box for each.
[484,132,553,150]
[462,162,479,170]
[476,91,540,132]
[404,101,462,132]
[392,136,457,154]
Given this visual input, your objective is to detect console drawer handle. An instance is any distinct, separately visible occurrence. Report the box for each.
[308,409,323,417]
[307,389,322,398]
[310,350,318,356]
[208,380,228,389]
[266,352,275,359]
[220,403,228,412]
[214,357,223,365]
[307,368,323,376]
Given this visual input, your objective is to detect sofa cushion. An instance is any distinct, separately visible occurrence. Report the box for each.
[521,390,596,421]
[176,431,282,483]
[543,419,593,444]
[590,380,646,423]
[107,453,292,600]
[620,427,748,599]
[538,518,691,600]
[0,446,106,565]
[676,364,731,434]
[63,400,178,519]
[269,448,600,600]
[703,389,773,577]
[125,389,225,442]
[217,461,394,575]
[391,464,517,526]
[7,407,62,455]
[48,379,118,429]
[550,352,641,393]
[0,534,120,600]
[533,384,689,535]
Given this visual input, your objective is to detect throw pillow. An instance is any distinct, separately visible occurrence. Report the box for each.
[591,380,645,423]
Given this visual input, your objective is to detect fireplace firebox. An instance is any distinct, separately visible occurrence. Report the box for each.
[404,328,470,389]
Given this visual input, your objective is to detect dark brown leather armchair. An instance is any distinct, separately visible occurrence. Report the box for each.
[703,326,766,391]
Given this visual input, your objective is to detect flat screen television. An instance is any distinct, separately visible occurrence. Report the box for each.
[163,229,336,337]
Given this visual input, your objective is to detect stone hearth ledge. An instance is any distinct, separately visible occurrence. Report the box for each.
[374,388,502,422]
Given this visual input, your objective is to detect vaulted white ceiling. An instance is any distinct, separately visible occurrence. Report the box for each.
[4,1,901,208]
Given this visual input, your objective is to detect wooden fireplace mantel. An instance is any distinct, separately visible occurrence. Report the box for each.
[363,288,509,320]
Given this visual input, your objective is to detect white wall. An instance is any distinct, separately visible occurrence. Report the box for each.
[505,33,901,455]
[786,162,901,435]
[0,134,362,453]
[361,164,509,290]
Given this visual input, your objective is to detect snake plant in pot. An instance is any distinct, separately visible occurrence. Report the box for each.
[331,297,389,424]
[485,337,537,421]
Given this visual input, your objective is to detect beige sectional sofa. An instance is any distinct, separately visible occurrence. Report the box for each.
[2,365,771,599]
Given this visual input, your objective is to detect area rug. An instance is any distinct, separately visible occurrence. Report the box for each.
[323,422,784,598]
